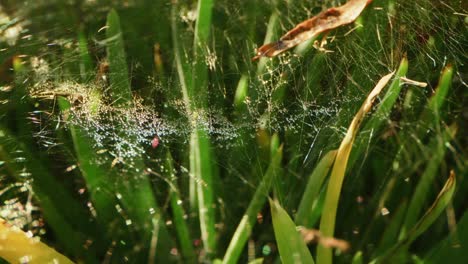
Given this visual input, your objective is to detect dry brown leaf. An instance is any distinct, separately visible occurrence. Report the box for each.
[298,227,350,252]
[253,0,372,61]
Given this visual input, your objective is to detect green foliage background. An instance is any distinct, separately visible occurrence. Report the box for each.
[0,0,466,263]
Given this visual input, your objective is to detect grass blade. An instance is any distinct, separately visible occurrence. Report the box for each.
[400,123,457,237]
[351,251,363,264]
[191,129,217,257]
[106,9,132,106]
[78,30,94,82]
[0,219,74,264]
[270,198,315,264]
[171,1,191,110]
[57,97,116,225]
[348,58,408,170]
[424,208,468,263]
[295,150,337,227]
[256,12,280,75]
[95,10,176,259]
[374,170,456,262]
[317,72,395,264]
[192,0,216,244]
[192,0,214,104]
[423,65,453,124]
[234,74,248,112]
[165,151,196,262]
[222,146,283,264]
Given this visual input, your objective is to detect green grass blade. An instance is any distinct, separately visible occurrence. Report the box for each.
[424,65,453,124]
[106,9,132,106]
[191,129,217,257]
[78,30,94,82]
[400,123,457,237]
[165,151,196,262]
[192,0,216,243]
[192,0,214,104]
[114,168,173,263]
[317,72,394,264]
[171,1,191,110]
[351,251,363,264]
[234,74,248,112]
[374,171,456,262]
[295,150,337,227]
[410,65,453,140]
[59,99,173,261]
[270,198,315,264]
[424,208,468,263]
[171,1,197,215]
[194,0,214,50]
[256,12,279,75]
[11,57,32,145]
[106,8,174,261]
[57,97,117,225]
[222,146,283,264]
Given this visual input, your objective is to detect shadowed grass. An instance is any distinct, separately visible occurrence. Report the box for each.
[223,145,283,264]
[374,170,456,263]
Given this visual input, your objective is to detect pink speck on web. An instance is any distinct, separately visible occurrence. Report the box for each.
[151,136,159,149]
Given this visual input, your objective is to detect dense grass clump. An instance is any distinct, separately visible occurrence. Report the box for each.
[0,0,466,263]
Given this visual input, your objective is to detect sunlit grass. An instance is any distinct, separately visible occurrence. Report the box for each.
[0,0,466,263]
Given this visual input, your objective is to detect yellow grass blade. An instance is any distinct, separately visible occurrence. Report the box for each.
[0,219,74,264]
[317,72,395,264]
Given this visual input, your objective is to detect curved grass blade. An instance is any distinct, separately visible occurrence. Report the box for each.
[348,58,408,170]
[400,123,457,237]
[270,198,315,264]
[222,146,283,264]
[0,218,74,264]
[317,72,394,264]
[295,150,337,227]
[373,170,456,263]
